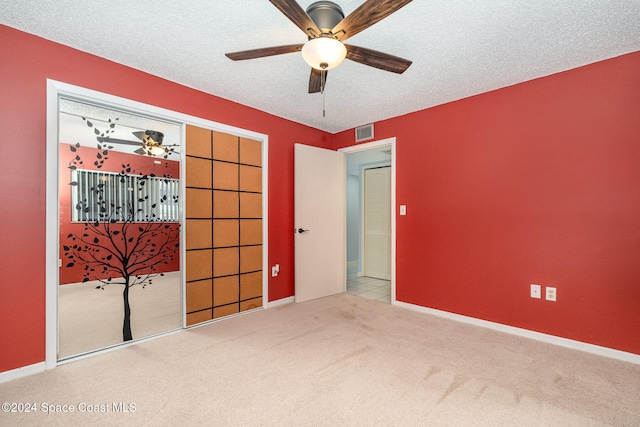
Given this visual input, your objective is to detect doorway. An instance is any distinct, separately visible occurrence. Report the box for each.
[341,139,395,304]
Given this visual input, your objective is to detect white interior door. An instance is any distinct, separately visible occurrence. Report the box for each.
[364,166,391,280]
[294,143,346,303]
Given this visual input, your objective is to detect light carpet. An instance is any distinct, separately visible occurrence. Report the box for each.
[1,293,639,426]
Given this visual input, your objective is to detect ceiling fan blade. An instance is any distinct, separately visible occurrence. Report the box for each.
[308,68,329,94]
[345,44,412,74]
[225,44,304,61]
[269,0,320,37]
[132,131,146,141]
[332,0,412,41]
[96,136,142,146]
[134,147,148,155]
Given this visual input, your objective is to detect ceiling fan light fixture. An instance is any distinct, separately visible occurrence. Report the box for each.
[301,36,347,70]
[147,145,166,156]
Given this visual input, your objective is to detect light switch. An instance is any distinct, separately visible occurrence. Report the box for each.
[400,205,407,215]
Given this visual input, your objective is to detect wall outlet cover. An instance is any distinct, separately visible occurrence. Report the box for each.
[546,286,557,301]
[530,284,541,298]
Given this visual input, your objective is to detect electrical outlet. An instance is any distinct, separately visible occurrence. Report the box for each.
[546,286,556,301]
[530,284,541,299]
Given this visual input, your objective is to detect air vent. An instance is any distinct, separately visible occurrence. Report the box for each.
[355,123,374,142]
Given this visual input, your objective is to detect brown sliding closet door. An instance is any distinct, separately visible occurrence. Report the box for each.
[185,125,263,326]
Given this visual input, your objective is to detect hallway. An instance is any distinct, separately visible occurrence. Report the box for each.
[346,276,391,303]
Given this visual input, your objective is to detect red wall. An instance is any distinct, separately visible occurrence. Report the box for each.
[334,51,640,355]
[58,144,181,284]
[2,22,639,375]
[0,25,332,374]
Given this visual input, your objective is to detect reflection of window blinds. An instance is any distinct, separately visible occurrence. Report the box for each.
[71,170,179,222]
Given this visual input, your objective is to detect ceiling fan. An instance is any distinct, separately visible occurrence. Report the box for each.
[225,0,413,93]
[97,130,178,157]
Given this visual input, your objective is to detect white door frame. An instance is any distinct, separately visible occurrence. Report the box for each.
[339,138,396,304]
[46,80,269,369]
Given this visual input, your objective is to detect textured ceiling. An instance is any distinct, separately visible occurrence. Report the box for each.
[2,0,639,133]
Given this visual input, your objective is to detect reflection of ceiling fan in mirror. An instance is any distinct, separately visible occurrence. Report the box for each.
[97,130,178,157]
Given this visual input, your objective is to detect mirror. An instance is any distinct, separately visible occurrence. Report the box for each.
[57,98,182,359]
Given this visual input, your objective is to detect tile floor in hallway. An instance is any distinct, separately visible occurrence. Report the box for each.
[346,276,391,303]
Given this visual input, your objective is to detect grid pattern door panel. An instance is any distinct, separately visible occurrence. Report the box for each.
[185,125,263,326]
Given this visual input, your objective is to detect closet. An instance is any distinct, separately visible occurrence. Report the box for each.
[185,125,263,325]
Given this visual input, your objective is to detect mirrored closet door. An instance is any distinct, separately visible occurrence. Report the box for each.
[57,97,182,359]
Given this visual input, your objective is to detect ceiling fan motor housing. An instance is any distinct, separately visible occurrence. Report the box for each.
[306,1,345,33]
[145,130,164,144]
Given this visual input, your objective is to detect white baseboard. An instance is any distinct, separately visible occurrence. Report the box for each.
[0,362,45,384]
[268,296,294,308]
[394,300,640,365]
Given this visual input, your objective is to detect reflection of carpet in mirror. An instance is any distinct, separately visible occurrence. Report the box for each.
[58,271,181,359]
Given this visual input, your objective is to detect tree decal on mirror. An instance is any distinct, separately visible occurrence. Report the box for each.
[63,117,179,342]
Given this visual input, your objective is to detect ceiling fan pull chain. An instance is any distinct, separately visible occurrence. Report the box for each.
[322,70,326,117]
